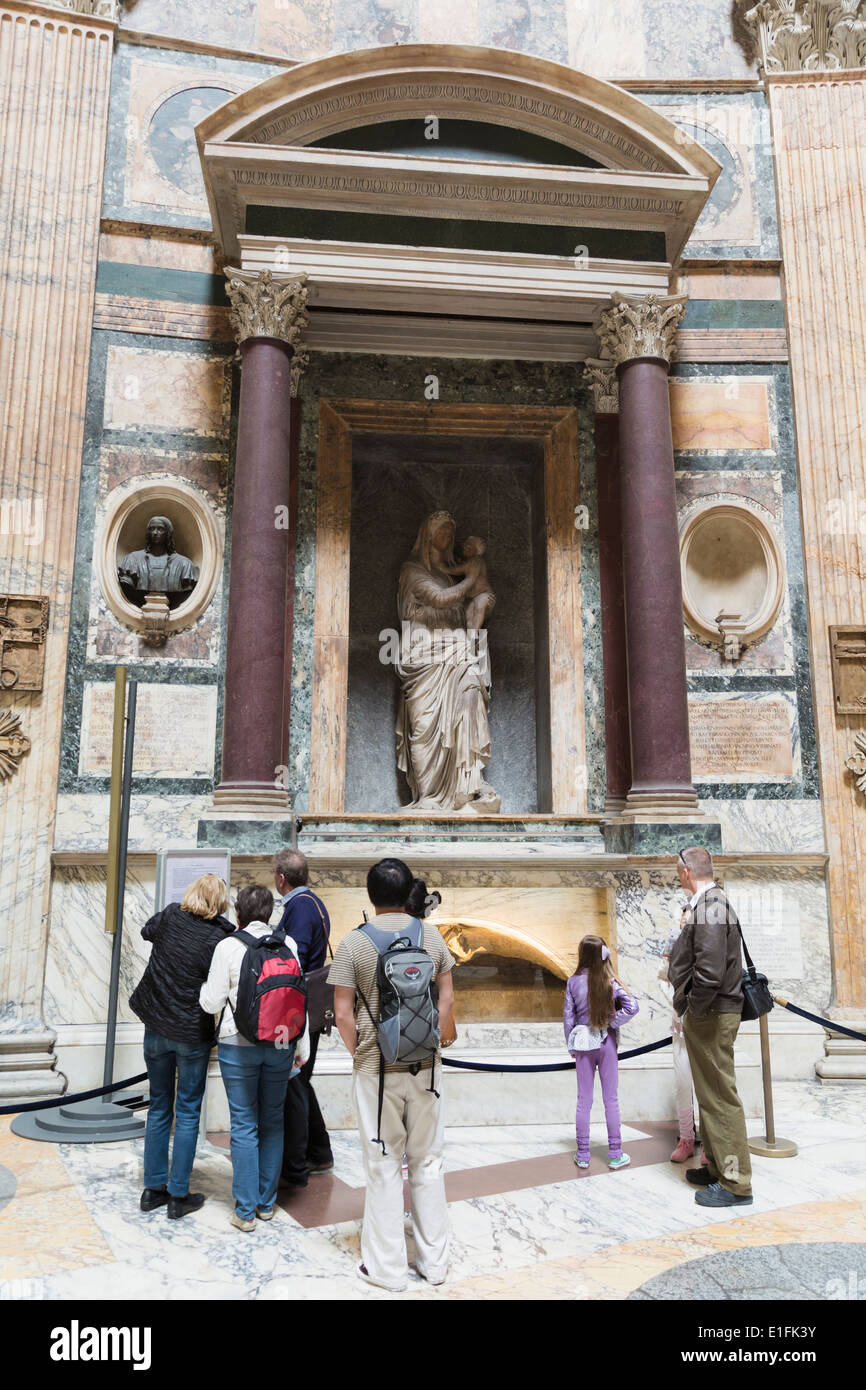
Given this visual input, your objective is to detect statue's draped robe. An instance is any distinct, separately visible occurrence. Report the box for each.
[396,560,492,810]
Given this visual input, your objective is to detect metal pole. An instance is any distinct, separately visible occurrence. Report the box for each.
[748,1011,797,1158]
[104,667,127,936]
[759,1012,775,1144]
[103,680,137,1089]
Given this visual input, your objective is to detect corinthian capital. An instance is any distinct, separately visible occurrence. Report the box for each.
[49,0,121,18]
[742,0,866,73]
[598,293,687,368]
[582,359,619,414]
[225,269,310,350]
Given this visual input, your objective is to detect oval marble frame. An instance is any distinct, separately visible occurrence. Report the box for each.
[96,477,223,639]
[679,499,786,650]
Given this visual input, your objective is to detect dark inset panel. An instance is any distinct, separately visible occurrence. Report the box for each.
[245,205,668,263]
[310,118,601,168]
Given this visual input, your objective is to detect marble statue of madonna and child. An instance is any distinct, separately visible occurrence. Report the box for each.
[395,509,499,814]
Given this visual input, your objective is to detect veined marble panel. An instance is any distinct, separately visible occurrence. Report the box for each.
[700,797,825,855]
[613,864,831,1049]
[670,377,775,455]
[103,344,230,436]
[53,793,211,854]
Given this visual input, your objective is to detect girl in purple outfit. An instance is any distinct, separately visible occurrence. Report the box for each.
[563,935,639,1170]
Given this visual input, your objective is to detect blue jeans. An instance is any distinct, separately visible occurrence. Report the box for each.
[142,1029,212,1197]
[218,1040,295,1219]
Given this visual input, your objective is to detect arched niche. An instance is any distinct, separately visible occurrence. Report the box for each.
[680,500,786,656]
[95,478,223,641]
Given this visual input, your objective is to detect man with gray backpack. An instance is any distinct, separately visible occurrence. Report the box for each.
[330,858,455,1292]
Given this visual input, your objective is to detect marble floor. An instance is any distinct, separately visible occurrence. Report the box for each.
[0,1080,864,1301]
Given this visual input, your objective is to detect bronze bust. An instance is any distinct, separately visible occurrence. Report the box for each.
[117,516,198,609]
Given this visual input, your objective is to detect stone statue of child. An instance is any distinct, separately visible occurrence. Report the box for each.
[117,515,198,610]
[442,536,496,631]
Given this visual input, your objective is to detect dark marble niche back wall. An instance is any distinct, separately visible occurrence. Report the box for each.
[345,434,543,814]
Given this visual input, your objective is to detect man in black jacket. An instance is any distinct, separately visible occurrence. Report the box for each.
[274,849,334,1186]
[669,846,753,1209]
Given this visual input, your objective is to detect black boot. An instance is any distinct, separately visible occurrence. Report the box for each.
[167,1192,206,1220]
[140,1187,169,1212]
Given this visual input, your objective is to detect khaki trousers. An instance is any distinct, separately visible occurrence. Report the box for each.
[683,1009,752,1196]
[352,1068,449,1291]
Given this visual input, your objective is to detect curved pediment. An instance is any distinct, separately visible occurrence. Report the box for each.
[195,43,720,183]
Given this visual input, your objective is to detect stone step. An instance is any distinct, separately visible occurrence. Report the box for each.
[816,1054,866,1082]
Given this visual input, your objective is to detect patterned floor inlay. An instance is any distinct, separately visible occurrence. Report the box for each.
[210,1123,681,1229]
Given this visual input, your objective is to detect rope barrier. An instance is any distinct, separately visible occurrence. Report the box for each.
[0,1072,148,1117]
[442,1036,673,1072]
[1,999,861,1118]
[774,996,866,1043]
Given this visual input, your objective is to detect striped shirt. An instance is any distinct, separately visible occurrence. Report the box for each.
[328,913,454,1077]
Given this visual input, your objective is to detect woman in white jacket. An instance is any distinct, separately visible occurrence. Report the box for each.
[200,883,310,1231]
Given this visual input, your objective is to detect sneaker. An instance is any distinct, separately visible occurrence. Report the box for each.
[608,1154,631,1170]
[307,1160,334,1175]
[670,1138,695,1163]
[255,1206,275,1221]
[139,1186,169,1212]
[356,1262,407,1293]
[573,1153,590,1169]
[166,1193,205,1220]
[417,1267,448,1286]
[695,1182,753,1208]
[685,1167,714,1186]
[230,1211,256,1232]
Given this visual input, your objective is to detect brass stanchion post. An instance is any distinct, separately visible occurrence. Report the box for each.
[748,1012,797,1158]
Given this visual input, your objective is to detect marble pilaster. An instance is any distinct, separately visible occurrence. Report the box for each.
[747,42,866,1006]
[0,1,116,1098]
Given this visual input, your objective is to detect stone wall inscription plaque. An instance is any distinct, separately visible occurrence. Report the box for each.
[79,682,217,779]
[688,695,795,781]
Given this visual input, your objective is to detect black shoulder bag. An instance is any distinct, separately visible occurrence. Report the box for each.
[737,920,774,1022]
[299,894,335,1035]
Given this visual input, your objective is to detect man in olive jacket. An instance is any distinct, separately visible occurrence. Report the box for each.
[669,846,753,1208]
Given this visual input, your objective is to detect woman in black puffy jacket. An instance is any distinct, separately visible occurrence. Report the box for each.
[130,875,233,1220]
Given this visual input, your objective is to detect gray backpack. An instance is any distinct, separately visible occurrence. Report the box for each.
[356,918,440,1154]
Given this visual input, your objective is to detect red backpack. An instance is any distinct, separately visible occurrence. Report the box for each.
[231,927,307,1048]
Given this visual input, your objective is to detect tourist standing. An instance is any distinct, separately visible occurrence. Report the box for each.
[661,913,700,1163]
[669,847,753,1208]
[564,935,639,1170]
[130,874,233,1219]
[330,858,455,1292]
[273,848,334,1186]
[200,884,310,1231]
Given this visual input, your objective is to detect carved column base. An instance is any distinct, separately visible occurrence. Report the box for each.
[614,787,703,823]
[0,1029,66,1104]
[210,782,291,815]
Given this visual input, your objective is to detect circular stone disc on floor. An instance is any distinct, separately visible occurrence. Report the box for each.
[0,1163,17,1213]
[628,1242,866,1300]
